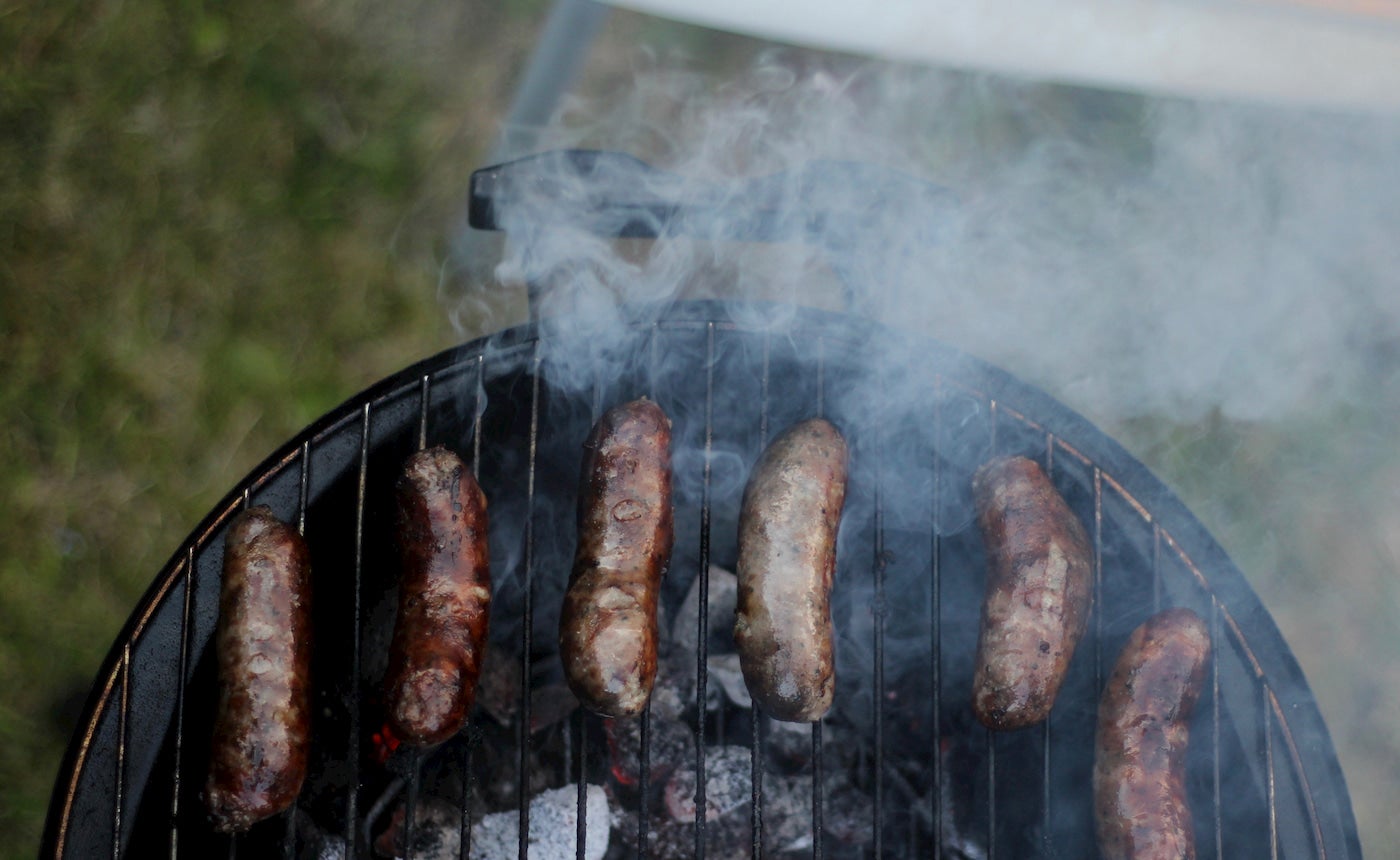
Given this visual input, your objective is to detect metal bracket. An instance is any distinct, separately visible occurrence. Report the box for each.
[468,149,956,317]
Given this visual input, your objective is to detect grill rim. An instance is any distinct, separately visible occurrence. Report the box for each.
[42,298,1364,859]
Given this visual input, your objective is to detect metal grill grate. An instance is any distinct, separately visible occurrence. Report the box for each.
[44,301,1361,859]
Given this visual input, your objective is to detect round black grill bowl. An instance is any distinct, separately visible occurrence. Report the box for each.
[43,300,1361,859]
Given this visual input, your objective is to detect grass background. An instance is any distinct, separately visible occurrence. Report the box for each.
[2,0,529,848]
[4,2,1398,857]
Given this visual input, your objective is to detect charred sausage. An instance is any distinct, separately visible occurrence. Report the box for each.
[734,418,848,723]
[205,506,313,834]
[971,455,1093,730]
[560,399,674,717]
[1095,607,1211,860]
[383,446,491,746]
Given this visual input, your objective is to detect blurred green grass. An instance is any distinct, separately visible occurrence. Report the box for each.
[0,1,534,851]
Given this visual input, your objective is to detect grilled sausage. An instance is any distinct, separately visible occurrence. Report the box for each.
[205,506,313,834]
[1095,607,1211,860]
[734,418,848,723]
[383,446,491,746]
[560,399,674,717]
[971,455,1093,730]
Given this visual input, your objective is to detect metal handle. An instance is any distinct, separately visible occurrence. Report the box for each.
[469,149,951,241]
[468,149,955,315]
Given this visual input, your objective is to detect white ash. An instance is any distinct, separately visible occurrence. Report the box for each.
[670,565,738,654]
[374,786,610,860]
[706,653,751,710]
[763,774,815,854]
[821,770,874,847]
[763,716,814,767]
[470,784,610,860]
[663,745,752,822]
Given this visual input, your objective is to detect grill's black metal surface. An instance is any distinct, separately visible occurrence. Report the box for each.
[44,300,1362,859]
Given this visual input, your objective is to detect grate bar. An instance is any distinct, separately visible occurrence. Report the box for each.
[638,328,656,860]
[930,376,944,854]
[751,332,772,860]
[638,703,652,859]
[811,723,824,860]
[575,712,588,860]
[986,401,998,860]
[404,754,422,860]
[810,336,826,860]
[1093,468,1104,695]
[343,404,371,854]
[566,374,606,860]
[460,733,475,859]
[750,707,764,859]
[229,487,251,860]
[519,345,543,860]
[113,644,129,860]
[814,337,830,860]
[419,374,431,450]
[282,445,312,859]
[871,365,887,860]
[461,356,486,860]
[1152,524,1164,614]
[1267,683,1279,860]
[473,355,485,479]
[1041,433,1056,849]
[986,730,996,860]
[1212,598,1223,860]
[170,547,194,859]
[693,323,716,859]
[398,371,434,860]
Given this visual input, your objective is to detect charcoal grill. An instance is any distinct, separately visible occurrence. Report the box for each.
[43,154,1362,859]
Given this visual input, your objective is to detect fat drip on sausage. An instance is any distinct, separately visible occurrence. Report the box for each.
[971,455,1093,730]
[560,399,674,718]
[384,445,492,746]
[734,418,848,723]
[204,506,313,834]
[1094,607,1211,860]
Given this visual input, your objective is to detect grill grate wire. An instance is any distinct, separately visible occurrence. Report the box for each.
[50,310,1355,860]
[694,322,716,860]
[519,345,543,860]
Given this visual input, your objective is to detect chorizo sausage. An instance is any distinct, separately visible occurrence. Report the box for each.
[383,445,492,746]
[205,506,313,834]
[1094,607,1211,860]
[734,418,848,723]
[971,455,1093,730]
[560,399,674,717]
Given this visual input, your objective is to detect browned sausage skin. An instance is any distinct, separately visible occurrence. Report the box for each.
[971,455,1094,730]
[734,418,848,723]
[205,506,313,834]
[1095,607,1211,860]
[560,398,674,717]
[383,445,492,746]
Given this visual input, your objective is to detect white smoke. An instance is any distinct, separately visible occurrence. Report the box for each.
[445,53,1400,425]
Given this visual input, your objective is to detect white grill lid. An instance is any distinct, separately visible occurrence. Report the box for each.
[608,0,1400,113]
